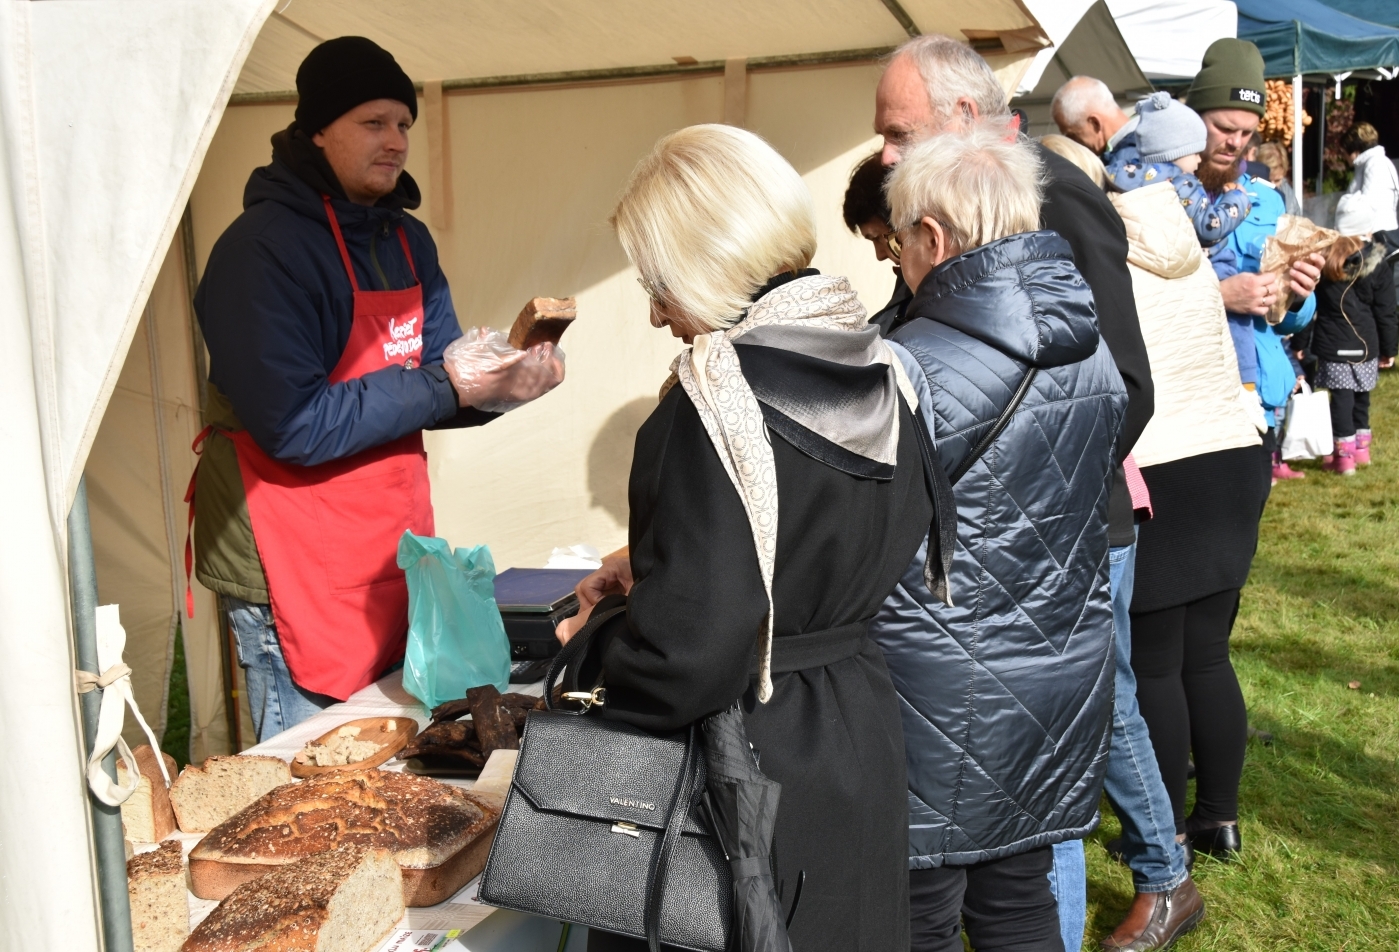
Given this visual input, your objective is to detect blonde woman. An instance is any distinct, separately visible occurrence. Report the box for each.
[561,125,934,952]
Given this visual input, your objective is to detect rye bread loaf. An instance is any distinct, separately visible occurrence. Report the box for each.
[183,846,402,952]
[119,745,179,843]
[189,768,500,905]
[171,755,292,833]
[128,841,188,952]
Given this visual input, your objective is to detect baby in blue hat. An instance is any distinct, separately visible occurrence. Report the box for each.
[1104,91,1251,275]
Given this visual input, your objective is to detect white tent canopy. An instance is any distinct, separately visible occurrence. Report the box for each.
[3,2,1058,948]
[1109,0,1239,80]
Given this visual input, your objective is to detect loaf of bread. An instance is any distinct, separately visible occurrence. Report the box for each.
[128,841,188,952]
[508,296,576,350]
[119,745,178,843]
[171,755,292,833]
[189,768,500,906]
[183,846,402,952]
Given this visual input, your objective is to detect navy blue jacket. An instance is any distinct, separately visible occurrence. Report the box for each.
[875,232,1127,868]
[196,152,472,466]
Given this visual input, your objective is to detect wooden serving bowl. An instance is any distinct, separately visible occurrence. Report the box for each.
[289,717,416,778]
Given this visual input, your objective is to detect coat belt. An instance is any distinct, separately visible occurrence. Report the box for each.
[758,620,870,675]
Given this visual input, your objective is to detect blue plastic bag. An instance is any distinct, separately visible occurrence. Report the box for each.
[397,531,511,708]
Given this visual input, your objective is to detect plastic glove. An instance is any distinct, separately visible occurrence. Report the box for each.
[443,326,565,412]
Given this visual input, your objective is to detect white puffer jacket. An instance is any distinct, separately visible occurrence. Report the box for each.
[1111,183,1263,468]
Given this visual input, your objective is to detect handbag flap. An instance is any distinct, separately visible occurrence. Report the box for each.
[513,711,709,835]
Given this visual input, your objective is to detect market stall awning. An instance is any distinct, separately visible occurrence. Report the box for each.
[233,0,1052,99]
[1235,0,1399,77]
[1107,0,1239,80]
[1314,0,1399,31]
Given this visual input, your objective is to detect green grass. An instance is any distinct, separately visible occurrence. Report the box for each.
[1084,371,1399,950]
[162,623,191,769]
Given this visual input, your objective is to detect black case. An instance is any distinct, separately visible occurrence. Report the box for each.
[501,600,578,661]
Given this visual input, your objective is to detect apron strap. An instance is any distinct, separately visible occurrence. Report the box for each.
[322,195,361,293]
[184,425,214,618]
[396,227,419,282]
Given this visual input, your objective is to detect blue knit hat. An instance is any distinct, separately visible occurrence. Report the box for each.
[1135,92,1207,165]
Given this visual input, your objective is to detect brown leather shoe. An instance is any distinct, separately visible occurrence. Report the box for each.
[1100,876,1205,951]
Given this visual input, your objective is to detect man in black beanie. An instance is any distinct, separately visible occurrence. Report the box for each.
[190,37,562,740]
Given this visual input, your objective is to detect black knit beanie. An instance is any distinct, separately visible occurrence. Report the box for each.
[294,36,418,135]
[1186,38,1266,118]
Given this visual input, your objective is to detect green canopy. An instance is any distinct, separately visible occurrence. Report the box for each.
[1236,0,1399,76]
[1314,0,1399,31]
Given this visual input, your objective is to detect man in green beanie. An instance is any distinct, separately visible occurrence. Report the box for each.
[1106,38,1323,952]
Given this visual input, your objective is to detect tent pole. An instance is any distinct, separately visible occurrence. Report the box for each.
[1292,75,1303,204]
[70,477,135,952]
[1317,84,1327,196]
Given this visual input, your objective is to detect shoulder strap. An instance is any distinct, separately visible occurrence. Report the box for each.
[908,364,1036,607]
[644,724,703,952]
[948,366,1038,485]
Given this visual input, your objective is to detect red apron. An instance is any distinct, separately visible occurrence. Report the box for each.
[230,197,434,700]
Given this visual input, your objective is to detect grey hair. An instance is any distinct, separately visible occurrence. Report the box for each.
[889,34,1009,128]
[1051,76,1117,128]
[887,121,1046,255]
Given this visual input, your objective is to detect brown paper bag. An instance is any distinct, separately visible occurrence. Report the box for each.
[1258,215,1340,325]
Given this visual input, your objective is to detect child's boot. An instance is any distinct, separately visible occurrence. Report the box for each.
[1322,438,1357,476]
[1272,451,1306,482]
[1354,430,1372,466]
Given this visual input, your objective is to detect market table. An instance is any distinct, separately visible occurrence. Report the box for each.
[137,672,586,952]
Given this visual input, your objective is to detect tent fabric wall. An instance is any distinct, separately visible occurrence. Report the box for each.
[1,2,275,949]
[86,231,228,763]
[186,63,909,571]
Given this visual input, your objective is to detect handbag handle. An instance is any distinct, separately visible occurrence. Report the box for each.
[948,365,1038,485]
[644,724,704,952]
[543,602,626,711]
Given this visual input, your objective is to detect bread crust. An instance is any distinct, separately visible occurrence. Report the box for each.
[189,769,500,906]
[182,846,402,952]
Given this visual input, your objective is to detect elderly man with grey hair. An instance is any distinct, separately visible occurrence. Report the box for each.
[1052,75,1136,155]
[872,35,1201,952]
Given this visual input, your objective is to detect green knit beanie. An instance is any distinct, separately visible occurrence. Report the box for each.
[1186,38,1266,117]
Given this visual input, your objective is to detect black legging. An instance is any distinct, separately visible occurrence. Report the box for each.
[1130,588,1247,832]
[908,847,1060,952]
[1328,388,1371,440]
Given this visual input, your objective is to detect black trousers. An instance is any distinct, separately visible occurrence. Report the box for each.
[1328,388,1371,439]
[908,847,1060,952]
[1130,588,1248,831]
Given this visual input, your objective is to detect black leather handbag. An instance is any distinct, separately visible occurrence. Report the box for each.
[477,604,732,952]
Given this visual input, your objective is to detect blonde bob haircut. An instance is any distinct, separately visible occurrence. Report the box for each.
[612,124,817,332]
[886,122,1045,256]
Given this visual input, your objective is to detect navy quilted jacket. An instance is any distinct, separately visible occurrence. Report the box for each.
[874,231,1127,868]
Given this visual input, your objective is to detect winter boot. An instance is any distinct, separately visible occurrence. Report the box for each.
[1322,439,1357,476]
[1272,451,1306,482]
[1354,430,1372,466]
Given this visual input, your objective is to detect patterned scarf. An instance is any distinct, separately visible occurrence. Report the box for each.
[671,274,917,702]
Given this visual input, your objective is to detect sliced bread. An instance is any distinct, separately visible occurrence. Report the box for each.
[128,841,188,952]
[118,745,178,843]
[182,846,403,952]
[170,755,292,833]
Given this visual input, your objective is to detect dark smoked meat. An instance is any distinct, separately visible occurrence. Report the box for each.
[467,685,519,752]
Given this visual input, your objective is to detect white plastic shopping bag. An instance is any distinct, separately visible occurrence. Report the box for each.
[1280,383,1333,460]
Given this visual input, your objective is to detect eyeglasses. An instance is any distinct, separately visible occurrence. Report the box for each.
[636,274,667,302]
[885,225,913,262]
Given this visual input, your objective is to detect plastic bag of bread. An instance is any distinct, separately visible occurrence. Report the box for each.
[443,327,564,413]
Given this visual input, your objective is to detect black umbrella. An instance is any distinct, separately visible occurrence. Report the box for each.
[700,705,797,952]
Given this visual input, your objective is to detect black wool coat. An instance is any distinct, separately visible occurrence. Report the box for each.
[585,371,933,952]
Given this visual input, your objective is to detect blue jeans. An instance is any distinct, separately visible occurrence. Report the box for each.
[1102,542,1189,893]
[225,596,335,743]
[1048,839,1085,951]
